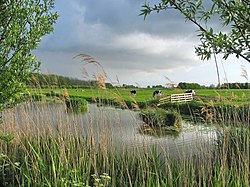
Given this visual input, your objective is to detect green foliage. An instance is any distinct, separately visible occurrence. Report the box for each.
[0,133,14,143]
[220,82,250,89]
[29,73,102,89]
[178,82,206,89]
[141,0,250,63]
[122,84,138,88]
[159,101,203,116]
[0,0,58,111]
[29,73,115,89]
[65,97,88,113]
[32,87,250,108]
[92,173,111,187]
[140,108,182,128]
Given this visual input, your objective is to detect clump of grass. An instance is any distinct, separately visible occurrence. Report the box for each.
[65,97,88,113]
[140,108,182,128]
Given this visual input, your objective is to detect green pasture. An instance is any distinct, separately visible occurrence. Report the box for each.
[30,88,250,106]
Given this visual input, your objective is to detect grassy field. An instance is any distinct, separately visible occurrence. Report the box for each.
[31,87,250,106]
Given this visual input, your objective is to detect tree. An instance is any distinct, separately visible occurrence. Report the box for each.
[178,82,205,89]
[209,84,216,89]
[0,0,58,111]
[141,0,250,63]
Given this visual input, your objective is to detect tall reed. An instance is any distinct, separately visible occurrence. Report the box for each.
[0,90,249,186]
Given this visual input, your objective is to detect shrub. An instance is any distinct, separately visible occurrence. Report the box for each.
[140,108,181,128]
[65,97,88,113]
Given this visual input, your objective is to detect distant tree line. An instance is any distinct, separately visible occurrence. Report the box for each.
[152,85,165,89]
[220,82,250,89]
[29,74,249,90]
[178,82,206,89]
[122,84,138,88]
[178,82,249,89]
[28,73,114,88]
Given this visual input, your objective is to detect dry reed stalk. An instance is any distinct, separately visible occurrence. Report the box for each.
[130,96,140,111]
[95,72,106,90]
[81,67,90,80]
[131,102,140,111]
[116,99,127,109]
[241,65,248,81]
[74,53,107,78]
[109,92,128,109]
[74,54,102,67]
[31,74,41,89]
[63,88,70,100]
[2,104,34,139]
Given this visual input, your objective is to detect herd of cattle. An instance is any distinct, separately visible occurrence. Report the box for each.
[130,89,195,97]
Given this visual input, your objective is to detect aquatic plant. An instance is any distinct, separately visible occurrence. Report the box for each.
[140,108,182,128]
[65,97,88,113]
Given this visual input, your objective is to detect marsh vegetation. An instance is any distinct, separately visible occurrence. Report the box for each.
[0,88,249,186]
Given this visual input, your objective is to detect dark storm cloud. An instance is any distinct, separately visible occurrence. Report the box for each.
[37,0,199,70]
[38,0,198,51]
[35,0,249,86]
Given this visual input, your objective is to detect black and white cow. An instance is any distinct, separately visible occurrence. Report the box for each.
[153,90,162,97]
[185,89,195,95]
[130,90,137,96]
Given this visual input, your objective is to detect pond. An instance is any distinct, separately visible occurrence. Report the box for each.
[3,102,218,157]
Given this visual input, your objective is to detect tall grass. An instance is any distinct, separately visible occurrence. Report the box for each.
[0,95,249,187]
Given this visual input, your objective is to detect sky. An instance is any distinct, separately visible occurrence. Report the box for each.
[34,0,250,87]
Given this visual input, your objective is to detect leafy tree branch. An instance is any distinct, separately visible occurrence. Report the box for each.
[0,0,58,110]
[140,0,250,63]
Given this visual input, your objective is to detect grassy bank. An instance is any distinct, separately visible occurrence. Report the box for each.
[30,88,250,105]
[0,99,249,186]
[28,88,249,110]
[29,88,250,122]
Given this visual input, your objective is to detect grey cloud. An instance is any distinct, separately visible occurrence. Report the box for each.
[34,0,248,86]
[82,0,196,36]
[38,0,198,51]
[89,47,198,72]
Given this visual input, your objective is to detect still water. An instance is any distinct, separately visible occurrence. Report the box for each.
[4,102,218,157]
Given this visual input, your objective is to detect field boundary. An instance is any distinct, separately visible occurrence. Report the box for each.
[158,93,193,106]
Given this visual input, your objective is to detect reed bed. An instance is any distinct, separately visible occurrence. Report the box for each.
[0,97,249,187]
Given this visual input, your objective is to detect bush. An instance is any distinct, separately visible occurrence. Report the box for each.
[140,108,181,128]
[65,97,88,113]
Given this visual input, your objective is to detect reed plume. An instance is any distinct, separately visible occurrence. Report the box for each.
[95,72,106,90]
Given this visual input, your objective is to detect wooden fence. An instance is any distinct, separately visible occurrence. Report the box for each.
[157,93,193,106]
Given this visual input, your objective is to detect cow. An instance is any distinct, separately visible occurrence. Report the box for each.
[185,89,196,95]
[153,90,162,97]
[130,90,136,96]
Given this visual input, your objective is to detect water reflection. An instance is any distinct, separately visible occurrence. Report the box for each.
[138,125,181,138]
[3,102,217,157]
